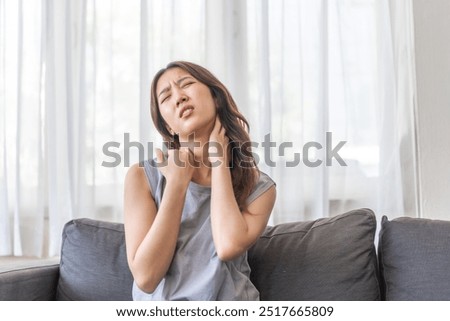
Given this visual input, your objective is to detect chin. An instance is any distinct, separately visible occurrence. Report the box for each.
[178,124,210,140]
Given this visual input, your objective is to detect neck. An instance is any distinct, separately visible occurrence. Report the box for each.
[178,132,210,165]
[177,132,212,186]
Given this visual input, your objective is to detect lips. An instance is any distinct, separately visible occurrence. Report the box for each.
[179,105,194,118]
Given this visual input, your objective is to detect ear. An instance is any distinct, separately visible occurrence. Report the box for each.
[210,88,220,109]
[213,96,220,110]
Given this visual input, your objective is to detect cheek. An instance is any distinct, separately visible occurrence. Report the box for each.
[200,91,217,113]
[159,108,176,128]
[159,108,169,119]
[199,99,216,119]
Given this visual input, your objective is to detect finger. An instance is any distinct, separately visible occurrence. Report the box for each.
[167,148,177,159]
[180,146,197,167]
[155,148,167,168]
[155,148,163,162]
[237,117,248,132]
[213,116,224,134]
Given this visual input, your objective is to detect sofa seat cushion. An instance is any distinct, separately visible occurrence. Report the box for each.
[378,216,450,300]
[56,218,133,300]
[248,208,380,300]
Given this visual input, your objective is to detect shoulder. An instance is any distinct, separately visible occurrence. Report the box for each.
[125,159,163,193]
[246,170,276,206]
[124,162,150,192]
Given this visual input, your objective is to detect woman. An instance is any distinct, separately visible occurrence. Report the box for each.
[124,61,276,300]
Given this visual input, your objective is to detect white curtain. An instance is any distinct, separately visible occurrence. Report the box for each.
[0,0,419,258]
[247,0,420,224]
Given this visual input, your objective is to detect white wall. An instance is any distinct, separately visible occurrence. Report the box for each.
[413,0,450,219]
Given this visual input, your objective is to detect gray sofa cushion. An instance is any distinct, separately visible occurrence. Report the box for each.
[56,218,133,300]
[378,216,450,300]
[0,264,59,300]
[248,208,380,300]
[56,209,380,301]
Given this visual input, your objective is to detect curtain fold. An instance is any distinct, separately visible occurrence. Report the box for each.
[0,0,12,255]
[0,0,419,257]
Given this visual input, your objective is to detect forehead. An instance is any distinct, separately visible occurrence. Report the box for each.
[156,67,193,92]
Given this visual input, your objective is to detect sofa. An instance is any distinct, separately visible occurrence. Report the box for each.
[1,208,450,301]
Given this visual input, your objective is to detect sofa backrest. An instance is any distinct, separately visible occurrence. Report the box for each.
[248,208,380,300]
[378,215,450,300]
[56,208,381,301]
[57,219,133,300]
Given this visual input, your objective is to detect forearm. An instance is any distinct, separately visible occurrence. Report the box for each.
[210,163,249,259]
[131,181,187,292]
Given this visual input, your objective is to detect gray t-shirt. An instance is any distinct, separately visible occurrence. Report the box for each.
[132,158,275,301]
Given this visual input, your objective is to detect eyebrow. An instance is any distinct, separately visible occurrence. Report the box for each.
[158,76,194,98]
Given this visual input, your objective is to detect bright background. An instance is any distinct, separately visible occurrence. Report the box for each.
[1,0,449,260]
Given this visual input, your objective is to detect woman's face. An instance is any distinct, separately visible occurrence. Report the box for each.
[156,67,216,140]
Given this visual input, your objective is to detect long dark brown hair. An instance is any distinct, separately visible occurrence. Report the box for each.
[150,61,258,210]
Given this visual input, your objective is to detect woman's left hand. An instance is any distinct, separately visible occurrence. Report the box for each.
[208,116,229,166]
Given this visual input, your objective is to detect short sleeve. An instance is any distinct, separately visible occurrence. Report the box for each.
[142,158,164,200]
[245,171,276,205]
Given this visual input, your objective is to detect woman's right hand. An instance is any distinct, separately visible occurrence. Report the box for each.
[155,147,195,188]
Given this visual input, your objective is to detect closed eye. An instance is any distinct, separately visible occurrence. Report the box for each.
[182,81,194,88]
[160,95,170,104]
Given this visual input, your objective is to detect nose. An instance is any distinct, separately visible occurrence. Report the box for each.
[176,95,188,107]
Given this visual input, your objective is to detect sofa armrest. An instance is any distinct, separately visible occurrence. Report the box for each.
[0,264,60,300]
